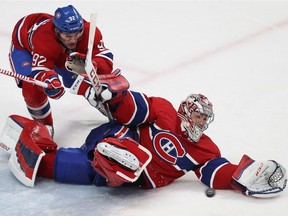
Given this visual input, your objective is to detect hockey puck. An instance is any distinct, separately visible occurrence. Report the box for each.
[205,188,215,197]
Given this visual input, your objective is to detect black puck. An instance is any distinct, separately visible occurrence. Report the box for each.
[205,188,215,197]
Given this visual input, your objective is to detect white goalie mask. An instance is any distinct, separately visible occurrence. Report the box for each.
[177,94,214,142]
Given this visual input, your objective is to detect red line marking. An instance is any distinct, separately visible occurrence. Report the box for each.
[2,19,288,87]
[132,19,288,86]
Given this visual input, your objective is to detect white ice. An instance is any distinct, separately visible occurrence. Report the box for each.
[0,1,288,215]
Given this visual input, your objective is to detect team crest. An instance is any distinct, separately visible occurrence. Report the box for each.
[153,132,186,164]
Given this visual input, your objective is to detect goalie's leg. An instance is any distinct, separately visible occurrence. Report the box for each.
[97,142,139,171]
[92,137,152,187]
[7,116,57,187]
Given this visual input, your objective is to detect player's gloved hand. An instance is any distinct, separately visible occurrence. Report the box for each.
[70,75,109,116]
[70,52,86,64]
[65,52,97,75]
[35,70,65,99]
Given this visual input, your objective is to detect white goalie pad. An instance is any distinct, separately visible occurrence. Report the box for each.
[232,155,287,198]
[97,141,152,183]
[97,142,140,171]
[0,116,24,154]
[8,146,45,187]
[92,137,152,187]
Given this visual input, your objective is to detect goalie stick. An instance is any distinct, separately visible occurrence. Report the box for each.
[84,13,114,120]
[0,68,52,89]
[85,13,102,96]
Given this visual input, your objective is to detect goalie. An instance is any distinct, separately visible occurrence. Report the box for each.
[0,73,286,198]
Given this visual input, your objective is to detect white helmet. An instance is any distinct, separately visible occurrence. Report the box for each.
[177,94,214,142]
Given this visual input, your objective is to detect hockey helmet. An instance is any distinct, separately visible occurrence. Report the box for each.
[178,94,214,142]
[53,5,83,33]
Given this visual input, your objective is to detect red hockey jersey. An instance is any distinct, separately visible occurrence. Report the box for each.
[111,91,224,188]
[11,13,113,76]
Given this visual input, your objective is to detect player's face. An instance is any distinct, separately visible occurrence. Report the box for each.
[59,31,83,50]
[190,112,208,129]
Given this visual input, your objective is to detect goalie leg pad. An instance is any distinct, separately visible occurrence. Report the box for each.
[8,129,45,187]
[7,116,58,186]
[92,137,152,187]
[231,154,287,198]
[54,148,96,185]
[0,115,56,154]
[0,115,25,154]
[97,142,140,171]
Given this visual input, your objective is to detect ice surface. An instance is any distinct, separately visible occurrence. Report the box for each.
[0,1,287,215]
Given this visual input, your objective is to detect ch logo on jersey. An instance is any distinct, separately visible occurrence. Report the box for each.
[153,132,186,164]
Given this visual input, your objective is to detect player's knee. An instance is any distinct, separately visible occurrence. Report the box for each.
[22,81,47,104]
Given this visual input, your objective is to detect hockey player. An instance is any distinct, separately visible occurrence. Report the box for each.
[1,73,286,198]
[9,5,114,136]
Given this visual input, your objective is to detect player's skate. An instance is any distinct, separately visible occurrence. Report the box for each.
[97,142,140,171]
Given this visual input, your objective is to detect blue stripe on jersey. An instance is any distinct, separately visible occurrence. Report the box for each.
[200,157,229,188]
[27,19,50,50]
[15,17,26,47]
[96,50,114,62]
[175,155,198,171]
[129,91,149,125]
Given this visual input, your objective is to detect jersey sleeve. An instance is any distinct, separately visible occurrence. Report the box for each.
[91,27,113,75]
[110,91,178,131]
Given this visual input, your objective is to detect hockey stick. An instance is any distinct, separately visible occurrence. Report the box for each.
[0,68,52,88]
[85,13,114,119]
[85,13,102,96]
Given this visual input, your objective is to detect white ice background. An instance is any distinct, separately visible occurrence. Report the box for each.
[0,1,287,215]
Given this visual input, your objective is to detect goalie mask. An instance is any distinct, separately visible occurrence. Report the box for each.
[178,94,214,142]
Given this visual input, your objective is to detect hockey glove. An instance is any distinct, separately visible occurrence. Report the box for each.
[35,71,65,99]
[65,52,97,75]
[70,75,109,116]
[231,154,287,198]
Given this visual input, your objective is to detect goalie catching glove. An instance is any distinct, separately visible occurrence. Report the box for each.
[231,154,287,198]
